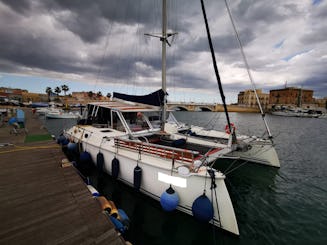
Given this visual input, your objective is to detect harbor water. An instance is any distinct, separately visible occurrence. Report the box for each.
[43,112,327,245]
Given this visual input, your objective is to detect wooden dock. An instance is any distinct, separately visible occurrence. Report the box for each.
[0,108,126,245]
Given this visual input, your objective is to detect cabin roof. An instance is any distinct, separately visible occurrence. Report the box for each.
[88,100,160,112]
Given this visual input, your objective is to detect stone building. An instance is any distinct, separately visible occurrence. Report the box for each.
[237,89,269,109]
[314,97,327,109]
[21,92,49,103]
[269,87,314,107]
[0,87,27,102]
[71,92,109,103]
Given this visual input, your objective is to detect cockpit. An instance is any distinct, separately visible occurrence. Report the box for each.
[78,103,162,135]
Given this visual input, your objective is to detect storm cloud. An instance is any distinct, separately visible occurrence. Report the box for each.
[0,0,326,102]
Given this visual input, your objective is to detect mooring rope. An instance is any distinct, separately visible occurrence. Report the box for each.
[224,142,274,176]
[224,160,250,176]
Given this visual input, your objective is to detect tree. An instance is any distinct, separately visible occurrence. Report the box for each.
[54,86,61,98]
[45,87,52,102]
[97,91,102,98]
[88,91,94,99]
[61,84,69,96]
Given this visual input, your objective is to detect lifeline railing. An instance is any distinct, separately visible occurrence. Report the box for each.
[114,138,200,164]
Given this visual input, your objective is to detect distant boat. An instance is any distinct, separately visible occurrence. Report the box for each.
[271,106,321,118]
[31,102,49,108]
[36,104,59,115]
[270,86,324,118]
[46,110,81,119]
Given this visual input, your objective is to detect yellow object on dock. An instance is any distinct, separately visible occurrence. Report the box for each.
[96,196,120,219]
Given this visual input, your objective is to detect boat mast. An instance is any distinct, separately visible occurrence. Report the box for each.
[298,86,303,107]
[200,0,234,138]
[161,0,167,131]
[223,0,273,139]
[144,0,176,131]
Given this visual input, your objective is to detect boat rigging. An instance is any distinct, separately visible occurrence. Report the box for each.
[61,0,281,238]
[223,0,273,140]
[200,0,236,142]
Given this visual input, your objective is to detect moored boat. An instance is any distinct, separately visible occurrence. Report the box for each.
[64,99,239,235]
[165,117,280,168]
[62,0,284,236]
[46,110,81,119]
[271,107,321,118]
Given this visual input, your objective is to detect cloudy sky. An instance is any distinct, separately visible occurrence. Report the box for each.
[0,0,326,103]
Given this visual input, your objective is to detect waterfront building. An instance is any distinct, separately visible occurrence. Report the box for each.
[0,87,27,102]
[237,89,269,109]
[314,97,327,109]
[71,92,91,102]
[21,92,49,103]
[269,87,314,107]
[71,91,109,103]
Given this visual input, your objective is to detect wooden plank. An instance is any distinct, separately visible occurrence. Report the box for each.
[0,108,126,245]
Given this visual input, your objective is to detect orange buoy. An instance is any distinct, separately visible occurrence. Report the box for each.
[97,196,111,211]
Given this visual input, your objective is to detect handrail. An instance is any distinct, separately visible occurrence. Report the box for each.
[114,138,200,163]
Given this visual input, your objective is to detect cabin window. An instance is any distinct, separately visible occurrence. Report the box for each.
[84,105,111,127]
[123,112,150,132]
[144,112,161,129]
[101,130,112,133]
[112,111,126,132]
[87,104,95,116]
[94,107,111,125]
[78,105,94,125]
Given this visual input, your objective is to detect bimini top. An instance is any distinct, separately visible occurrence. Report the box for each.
[113,89,166,107]
[86,89,166,113]
[86,100,161,113]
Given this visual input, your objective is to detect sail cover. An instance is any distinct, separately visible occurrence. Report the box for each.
[113,89,166,107]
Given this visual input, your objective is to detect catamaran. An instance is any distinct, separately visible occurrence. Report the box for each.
[64,0,241,235]
[64,96,239,235]
[63,0,280,235]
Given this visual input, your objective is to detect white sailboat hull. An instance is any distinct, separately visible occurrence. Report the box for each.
[271,111,320,118]
[46,111,80,119]
[65,125,239,235]
[166,123,280,168]
[224,142,280,167]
